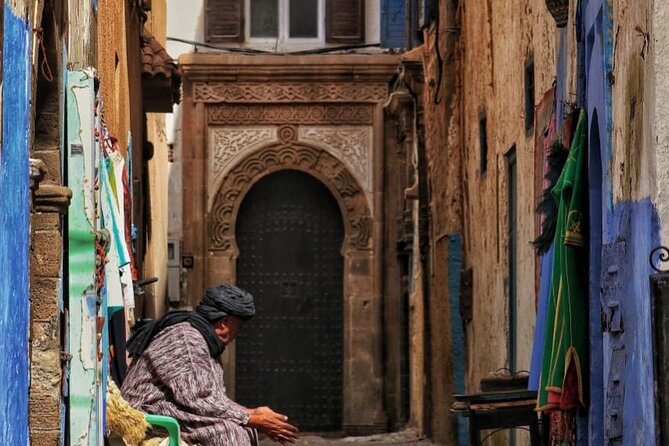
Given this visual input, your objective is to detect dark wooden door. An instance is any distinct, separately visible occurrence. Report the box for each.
[235,169,344,431]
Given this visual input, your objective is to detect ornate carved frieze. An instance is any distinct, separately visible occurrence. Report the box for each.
[298,126,373,191]
[208,126,278,191]
[194,82,388,103]
[209,144,372,252]
[207,104,374,125]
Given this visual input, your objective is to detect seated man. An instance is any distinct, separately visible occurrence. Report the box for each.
[122,283,299,445]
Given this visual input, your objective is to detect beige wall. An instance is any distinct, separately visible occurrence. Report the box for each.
[420,0,463,439]
[97,0,131,156]
[611,0,653,204]
[653,0,669,243]
[143,1,170,318]
[460,0,556,396]
[454,3,561,444]
[144,112,169,317]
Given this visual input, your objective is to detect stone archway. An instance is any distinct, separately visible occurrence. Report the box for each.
[206,142,385,433]
[208,141,372,255]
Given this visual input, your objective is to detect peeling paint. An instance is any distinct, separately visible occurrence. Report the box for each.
[0,3,31,443]
[66,70,99,446]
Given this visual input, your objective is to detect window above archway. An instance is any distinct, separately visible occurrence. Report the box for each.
[204,0,365,45]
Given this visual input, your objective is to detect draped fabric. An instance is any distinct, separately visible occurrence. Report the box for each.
[537,109,589,411]
[122,323,257,445]
[126,310,225,359]
[126,284,255,358]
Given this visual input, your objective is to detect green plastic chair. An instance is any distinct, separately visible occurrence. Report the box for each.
[145,414,181,446]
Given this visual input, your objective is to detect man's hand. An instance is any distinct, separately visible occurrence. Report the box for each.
[247,406,299,444]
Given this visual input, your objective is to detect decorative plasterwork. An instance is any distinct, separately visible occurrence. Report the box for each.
[208,126,278,193]
[194,82,388,103]
[298,126,373,191]
[207,104,374,125]
[209,144,372,252]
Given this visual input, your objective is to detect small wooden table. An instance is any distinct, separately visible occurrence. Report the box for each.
[451,390,547,446]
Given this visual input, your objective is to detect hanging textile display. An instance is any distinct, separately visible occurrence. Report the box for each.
[66,69,138,441]
[98,122,135,385]
[537,109,589,414]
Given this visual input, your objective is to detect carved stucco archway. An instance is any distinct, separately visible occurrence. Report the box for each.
[209,143,372,255]
[206,142,386,433]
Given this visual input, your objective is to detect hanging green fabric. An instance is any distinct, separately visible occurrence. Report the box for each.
[537,109,588,411]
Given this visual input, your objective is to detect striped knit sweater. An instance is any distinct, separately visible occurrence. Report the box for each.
[121,322,256,445]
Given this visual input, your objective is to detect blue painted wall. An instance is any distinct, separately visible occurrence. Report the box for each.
[0,3,32,444]
[447,234,467,446]
[608,200,660,444]
[582,0,660,443]
[582,0,608,442]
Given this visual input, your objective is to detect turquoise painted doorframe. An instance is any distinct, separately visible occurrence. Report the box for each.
[66,69,101,445]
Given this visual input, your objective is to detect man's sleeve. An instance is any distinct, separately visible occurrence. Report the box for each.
[146,325,250,425]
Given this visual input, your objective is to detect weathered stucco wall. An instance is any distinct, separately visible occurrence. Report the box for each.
[97,0,131,155]
[611,0,653,203]
[420,1,462,442]
[143,1,170,318]
[603,0,662,443]
[653,0,669,243]
[460,0,557,395]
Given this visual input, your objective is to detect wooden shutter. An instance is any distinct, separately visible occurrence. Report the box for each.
[205,0,244,43]
[326,0,365,44]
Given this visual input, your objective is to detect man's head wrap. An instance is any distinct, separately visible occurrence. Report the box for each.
[195,283,256,321]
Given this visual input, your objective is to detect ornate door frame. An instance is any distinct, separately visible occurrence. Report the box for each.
[179,54,399,433]
[208,142,378,432]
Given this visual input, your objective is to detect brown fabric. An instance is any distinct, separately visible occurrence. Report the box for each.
[121,323,256,446]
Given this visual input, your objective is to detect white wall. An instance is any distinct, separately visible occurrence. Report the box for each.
[166,0,380,57]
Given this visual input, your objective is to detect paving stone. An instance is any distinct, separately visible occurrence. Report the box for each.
[259,428,444,446]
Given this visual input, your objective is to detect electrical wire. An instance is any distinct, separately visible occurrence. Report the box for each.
[166,36,383,55]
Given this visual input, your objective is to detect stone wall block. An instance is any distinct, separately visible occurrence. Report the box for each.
[30,277,60,321]
[30,430,60,446]
[36,150,62,184]
[31,321,60,351]
[31,213,61,232]
[30,363,61,397]
[31,231,62,277]
[29,392,61,430]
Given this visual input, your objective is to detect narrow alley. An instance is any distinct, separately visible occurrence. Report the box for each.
[2,0,669,446]
[260,429,436,446]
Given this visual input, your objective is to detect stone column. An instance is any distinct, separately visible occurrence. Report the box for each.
[342,248,387,434]
[29,159,72,446]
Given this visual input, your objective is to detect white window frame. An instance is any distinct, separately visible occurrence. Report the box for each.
[245,0,325,47]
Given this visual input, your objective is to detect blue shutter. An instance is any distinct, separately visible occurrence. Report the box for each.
[381,0,407,49]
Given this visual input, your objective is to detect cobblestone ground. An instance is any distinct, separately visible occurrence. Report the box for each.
[260,428,442,446]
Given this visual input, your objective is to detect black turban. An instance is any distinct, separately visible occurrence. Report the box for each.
[126,284,255,360]
[195,284,256,321]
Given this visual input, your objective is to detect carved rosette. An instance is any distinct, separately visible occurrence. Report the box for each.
[208,127,278,191]
[278,125,297,143]
[210,144,372,252]
[298,126,373,191]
